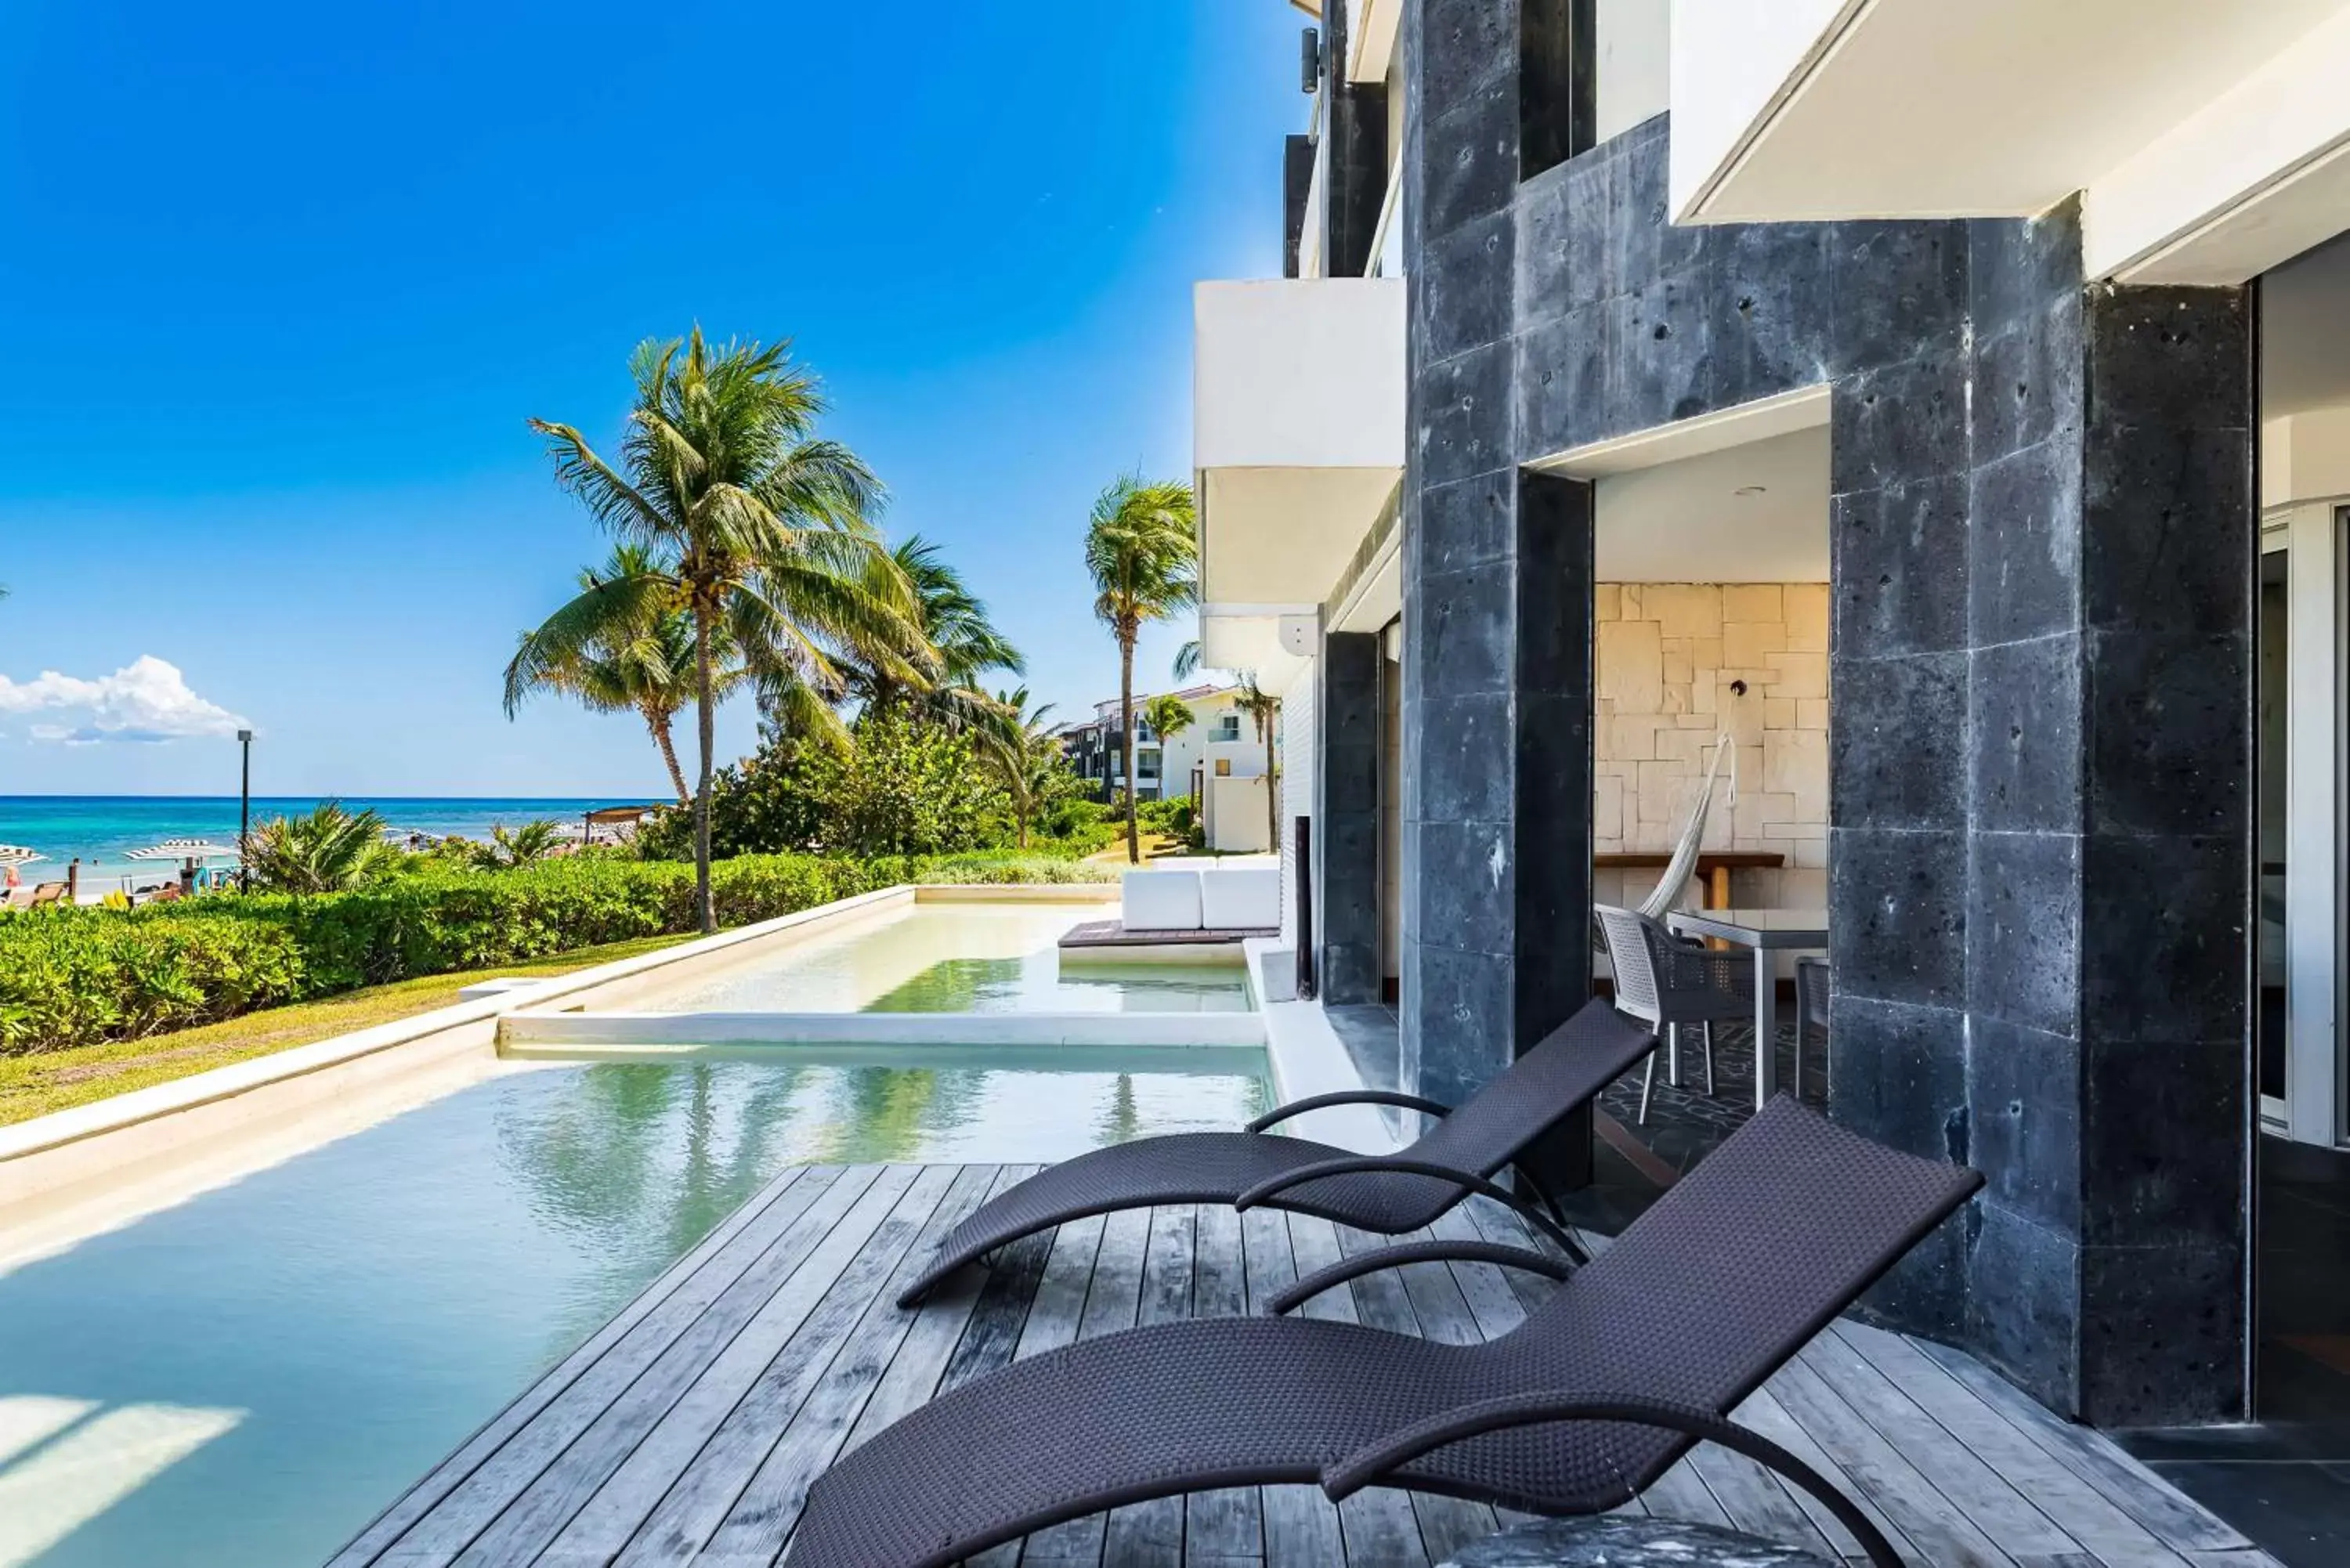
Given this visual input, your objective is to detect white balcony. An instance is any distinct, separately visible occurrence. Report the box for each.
[1668,0,2350,283]
[1193,277,1403,622]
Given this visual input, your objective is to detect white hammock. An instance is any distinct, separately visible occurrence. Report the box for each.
[1633,732,1738,920]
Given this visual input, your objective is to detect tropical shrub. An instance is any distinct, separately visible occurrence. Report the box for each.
[242,802,400,892]
[1136,797,1195,837]
[0,849,1113,1053]
[466,819,569,869]
[788,714,1005,857]
[635,715,1108,862]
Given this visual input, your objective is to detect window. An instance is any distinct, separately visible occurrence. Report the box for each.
[1521,0,1595,179]
[1213,714,1242,742]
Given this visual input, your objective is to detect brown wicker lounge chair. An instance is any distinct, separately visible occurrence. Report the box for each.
[790,1097,1979,1568]
[894,998,1657,1306]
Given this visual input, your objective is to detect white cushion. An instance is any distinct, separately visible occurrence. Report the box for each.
[1122,869,1203,932]
[1199,867,1282,931]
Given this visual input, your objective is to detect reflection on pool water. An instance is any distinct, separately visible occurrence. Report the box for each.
[658,903,1253,1014]
[0,1059,1265,1568]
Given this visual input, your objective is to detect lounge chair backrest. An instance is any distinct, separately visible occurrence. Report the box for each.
[1504,1097,1980,1418]
[1408,999,1654,1177]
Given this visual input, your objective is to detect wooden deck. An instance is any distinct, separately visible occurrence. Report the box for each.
[333,1164,2283,1568]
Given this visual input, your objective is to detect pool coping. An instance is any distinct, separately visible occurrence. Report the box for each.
[0,881,1396,1221]
[0,883,1120,1169]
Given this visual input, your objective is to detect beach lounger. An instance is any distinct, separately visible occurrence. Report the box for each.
[792,1097,1979,1568]
[895,998,1655,1306]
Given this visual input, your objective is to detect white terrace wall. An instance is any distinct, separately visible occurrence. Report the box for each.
[1593,582,1829,912]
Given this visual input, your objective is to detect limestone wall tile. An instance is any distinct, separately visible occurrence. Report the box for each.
[1594,583,1622,620]
[1596,618,1665,708]
[1723,620,1789,665]
[1765,728,1829,811]
[1608,713,1663,760]
[1765,650,1829,699]
[1636,761,1687,820]
[1596,579,1831,864]
[1640,583,1723,639]
[1734,789,1799,838]
[1784,583,1830,652]
[1594,772,1625,842]
[1655,727,1708,768]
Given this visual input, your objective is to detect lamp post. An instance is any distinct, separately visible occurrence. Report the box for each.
[237,728,254,893]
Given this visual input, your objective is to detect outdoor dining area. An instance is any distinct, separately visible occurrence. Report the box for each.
[1591,724,1828,1142]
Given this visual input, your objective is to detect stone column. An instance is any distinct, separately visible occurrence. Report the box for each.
[1835,204,2252,1425]
[1318,631,1383,1003]
[1321,0,1388,279]
[1400,1,1594,1182]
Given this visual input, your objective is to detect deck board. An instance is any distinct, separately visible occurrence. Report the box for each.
[338,1163,2287,1568]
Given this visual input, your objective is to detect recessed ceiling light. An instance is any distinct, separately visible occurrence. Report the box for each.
[1734,485,1767,497]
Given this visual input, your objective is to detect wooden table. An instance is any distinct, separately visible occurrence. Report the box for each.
[1666,907,1828,1111]
[1593,851,1786,910]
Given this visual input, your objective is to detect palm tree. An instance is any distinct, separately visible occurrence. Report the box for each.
[242,802,397,893]
[472,819,567,869]
[978,686,1065,848]
[527,330,921,934]
[505,544,734,804]
[848,536,1023,726]
[1236,675,1281,852]
[1084,476,1198,863]
[1172,640,1202,681]
[1141,692,1198,813]
[1141,692,1195,749]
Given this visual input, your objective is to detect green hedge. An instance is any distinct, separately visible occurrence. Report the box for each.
[0,851,1114,1053]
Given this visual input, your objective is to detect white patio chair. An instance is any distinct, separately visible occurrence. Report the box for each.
[1594,904,1757,1125]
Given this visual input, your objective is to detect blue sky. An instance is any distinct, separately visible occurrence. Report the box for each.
[0,0,1303,798]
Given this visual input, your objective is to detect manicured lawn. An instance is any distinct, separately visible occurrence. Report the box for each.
[0,932,692,1129]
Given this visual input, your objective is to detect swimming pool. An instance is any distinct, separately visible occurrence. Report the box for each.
[649,903,1251,1015]
[0,1058,1266,1568]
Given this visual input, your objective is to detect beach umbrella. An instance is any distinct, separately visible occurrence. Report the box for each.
[0,844,45,867]
[124,840,241,863]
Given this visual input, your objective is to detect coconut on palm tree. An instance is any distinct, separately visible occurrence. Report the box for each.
[527,330,921,934]
[504,544,734,804]
[1083,476,1197,863]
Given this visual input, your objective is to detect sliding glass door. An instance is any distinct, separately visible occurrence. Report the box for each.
[2261,507,2345,1145]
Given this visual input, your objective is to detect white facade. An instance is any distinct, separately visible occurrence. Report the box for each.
[1668,0,2350,285]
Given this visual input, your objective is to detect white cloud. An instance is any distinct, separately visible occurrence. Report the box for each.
[0,656,250,745]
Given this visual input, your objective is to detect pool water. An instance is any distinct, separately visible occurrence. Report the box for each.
[662,904,1253,1014]
[0,1059,1265,1568]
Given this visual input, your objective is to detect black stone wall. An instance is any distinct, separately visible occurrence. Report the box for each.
[1319,631,1383,1004]
[1396,0,2251,1425]
[1320,0,1388,279]
[1399,0,1596,1190]
[1283,135,1316,280]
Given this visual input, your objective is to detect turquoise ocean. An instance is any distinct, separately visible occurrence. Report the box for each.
[0,797,634,894]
